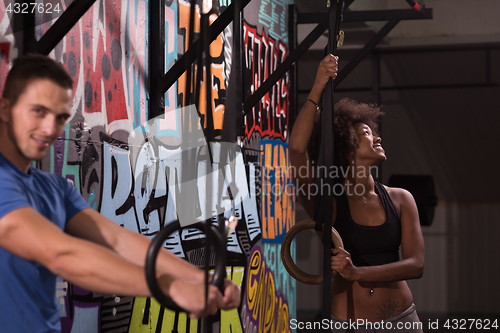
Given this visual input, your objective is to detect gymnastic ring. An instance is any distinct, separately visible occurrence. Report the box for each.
[145,220,226,312]
[280,219,344,285]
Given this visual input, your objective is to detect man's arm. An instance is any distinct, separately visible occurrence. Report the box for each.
[66,208,241,310]
[65,208,204,282]
[0,207,227,317]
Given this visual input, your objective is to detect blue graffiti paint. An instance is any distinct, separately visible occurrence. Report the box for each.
[258,0,294,43]
[87,188,98,210]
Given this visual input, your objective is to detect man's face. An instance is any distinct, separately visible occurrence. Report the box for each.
[2,78,73,166]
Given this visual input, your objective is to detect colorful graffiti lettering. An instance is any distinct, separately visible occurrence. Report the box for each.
[158,1,180,137]
[258,0,294,43]
[262,243,295,325]
[128,266,245,332]
[244,245,292,333]
[244,22,289,141]
[177,2,227,130]
[55,114,263,331]
[57,0,132,132]
[260,140,295,243]
[97,137,262,244]
[128,0,150,130]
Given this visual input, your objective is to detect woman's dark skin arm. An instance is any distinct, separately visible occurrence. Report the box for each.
[291,54,424,285]
[331,187,425,282]
[289,54,338,217]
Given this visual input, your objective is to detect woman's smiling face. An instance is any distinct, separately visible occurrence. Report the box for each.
[353,122,386,164]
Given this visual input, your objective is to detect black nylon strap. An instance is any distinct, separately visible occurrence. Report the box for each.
[312,1,345,328]
[183,0,197,107]
[201,7,214,333]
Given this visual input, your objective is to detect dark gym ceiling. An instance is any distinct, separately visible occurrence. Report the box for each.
[292,0,500,203]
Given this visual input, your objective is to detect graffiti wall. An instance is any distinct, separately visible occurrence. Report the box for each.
[0,0,295,332]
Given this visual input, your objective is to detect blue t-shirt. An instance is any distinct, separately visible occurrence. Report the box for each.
[0,153,89,333]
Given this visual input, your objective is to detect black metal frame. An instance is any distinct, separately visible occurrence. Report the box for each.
[13,3,35,54]
[29,0,432,138]
[335,42,500,93]
[37,0,98,55]
[244,6,432,114]
[27,0,250,122]
[243,10,329,114]
[298,7,432,24]
[13,0,97,56]
[159,0,251,95]
[288,5,298,131]
[149,0,165,120]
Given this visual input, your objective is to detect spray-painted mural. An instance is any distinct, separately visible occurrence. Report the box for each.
[0,0,295,332]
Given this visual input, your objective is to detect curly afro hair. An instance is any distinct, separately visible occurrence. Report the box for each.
[308,97,384,182]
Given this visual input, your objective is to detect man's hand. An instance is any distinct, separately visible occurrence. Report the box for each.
[161,276,241,318]
[164,277,225,318]
[220,278,241,310]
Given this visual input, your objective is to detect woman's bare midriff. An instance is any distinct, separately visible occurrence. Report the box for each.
[331,274,413,322]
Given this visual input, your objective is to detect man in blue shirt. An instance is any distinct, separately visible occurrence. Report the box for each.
[0,54,240,333]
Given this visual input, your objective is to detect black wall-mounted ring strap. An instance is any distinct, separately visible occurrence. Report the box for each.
[183,0,197,107]
[312,1,345,328]
[145,221,226,312]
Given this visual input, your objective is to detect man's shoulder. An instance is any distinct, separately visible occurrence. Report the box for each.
[30,166,70,184]
[0,159,23,185]
[30,167,63,180]
[0,162,71,194]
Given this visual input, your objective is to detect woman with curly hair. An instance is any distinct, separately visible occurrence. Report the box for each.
[289,54,425,332]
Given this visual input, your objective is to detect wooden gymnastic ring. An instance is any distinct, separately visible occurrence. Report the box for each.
[280,219,344,285]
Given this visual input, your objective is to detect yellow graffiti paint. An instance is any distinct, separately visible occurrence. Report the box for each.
[247,250,261,313]
[220,267,245,333]
[245,247,291,333]
[263,272,275,332]
[129,266,244,332]
[129,297,161,332]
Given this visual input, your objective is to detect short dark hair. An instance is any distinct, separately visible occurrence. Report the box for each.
[2,54,73,106]
[308,97,384,182]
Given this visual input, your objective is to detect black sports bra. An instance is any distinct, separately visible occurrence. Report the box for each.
[333,182,401,267]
